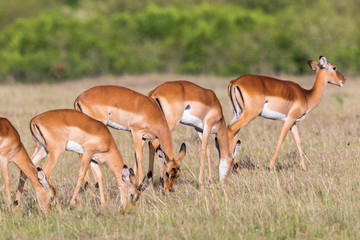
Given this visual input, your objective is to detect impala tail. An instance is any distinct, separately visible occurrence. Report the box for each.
[228,81,244,124]
[74,98,83,112]
[30,122,47,151]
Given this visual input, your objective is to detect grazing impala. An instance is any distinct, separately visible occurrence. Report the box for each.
[15,109,152,208]
[0,118,55,213]
[74,86,186,192]
[149,81,241,185]
[228,56,346,172]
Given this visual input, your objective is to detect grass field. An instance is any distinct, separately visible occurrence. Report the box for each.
[0,74,359,239]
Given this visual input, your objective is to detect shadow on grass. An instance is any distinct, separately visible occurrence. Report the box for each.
[234,151,302,172]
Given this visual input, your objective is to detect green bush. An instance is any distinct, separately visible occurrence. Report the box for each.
[0,1,358,82]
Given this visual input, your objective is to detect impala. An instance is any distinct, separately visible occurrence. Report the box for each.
[74,85,186,192]
[15,109,152,208]
[228,56,346,172]
[148,81,241,185]
[0,118,56,213]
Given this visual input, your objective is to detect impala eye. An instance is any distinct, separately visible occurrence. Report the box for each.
[130,193,136,201]
[333,66,337,71]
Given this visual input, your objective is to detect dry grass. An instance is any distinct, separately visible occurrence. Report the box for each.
[0,74,359,239]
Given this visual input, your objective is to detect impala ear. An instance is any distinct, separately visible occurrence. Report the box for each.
[37,167,50,191]
[319,56,329,69]
[307,60,319,71]
[232,140,241,159]
[176,143,186,163]
[129,167,135,176]
[156,145,167,166]
[122,166,132,185]
[137,171,153,192]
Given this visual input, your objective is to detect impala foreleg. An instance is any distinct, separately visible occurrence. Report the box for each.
[290,124,307,171]
[269,118,296,172]
[41,150,62,182]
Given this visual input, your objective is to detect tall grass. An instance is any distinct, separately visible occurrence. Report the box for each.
[0,74,359,239]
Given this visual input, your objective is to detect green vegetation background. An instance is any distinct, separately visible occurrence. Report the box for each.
[0,0,358,83]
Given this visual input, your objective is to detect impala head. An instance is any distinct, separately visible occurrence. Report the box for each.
[215,137,241,177]
[36,167,57,213]
[307,56,347,87]
[157,143,186,192]
[122,165,152,206]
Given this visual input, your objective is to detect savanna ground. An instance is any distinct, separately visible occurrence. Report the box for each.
[0,74,359,239]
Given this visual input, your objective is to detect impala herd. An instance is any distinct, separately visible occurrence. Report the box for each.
[0,56,347,214]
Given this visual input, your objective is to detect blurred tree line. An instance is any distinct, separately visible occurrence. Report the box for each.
[0,0,358,82]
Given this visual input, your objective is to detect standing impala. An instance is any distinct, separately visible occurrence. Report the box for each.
[15,109,152,208]
[74,86,186,192]
[148,81,241,185]
[0,118,55,213]
[228,56,346,172]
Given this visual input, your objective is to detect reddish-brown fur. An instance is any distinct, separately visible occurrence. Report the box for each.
[228,56,346,171]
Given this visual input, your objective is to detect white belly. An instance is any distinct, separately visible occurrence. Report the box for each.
[259,102,287,121]
[180,109,203,130]
[66,140,84,154]
[107,119,130,131]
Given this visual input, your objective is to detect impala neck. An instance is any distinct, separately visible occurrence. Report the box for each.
[157,126,175,162]
[217,120,232,160]
[15,147,44,191]
[305,70,327,113]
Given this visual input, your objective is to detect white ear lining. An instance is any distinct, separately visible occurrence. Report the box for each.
[38,170,50,191]
[319,57,329,69]
[157,149,168,166]
[232,140,241,159]
[122,168,132,185]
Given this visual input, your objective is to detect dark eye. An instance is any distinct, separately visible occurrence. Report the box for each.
[333,66,337,71]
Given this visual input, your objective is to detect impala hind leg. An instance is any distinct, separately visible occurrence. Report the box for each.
[1,158,13,211]
[269,118,296,172]
[148,141,156,174]
[227,111,258,172]
[81,154,98,197]
[90,161,106,204]
[197,130,212,183]
[132,132,145,183]
[290,124,307,171]
[198,125,212,185]
[70,152,93,207]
